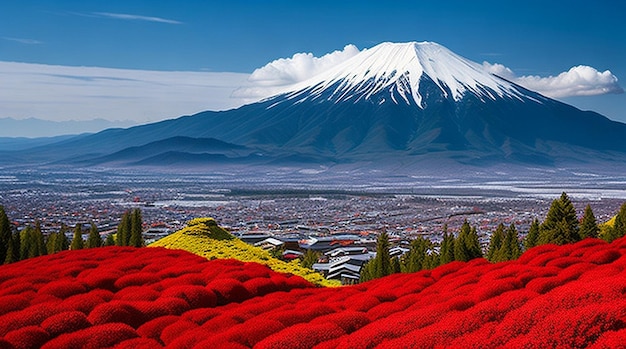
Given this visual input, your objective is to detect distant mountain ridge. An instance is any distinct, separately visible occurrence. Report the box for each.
[0,117,136,138]
[2,41,626,172]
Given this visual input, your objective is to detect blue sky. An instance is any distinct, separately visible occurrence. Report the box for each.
[1,0,625,131]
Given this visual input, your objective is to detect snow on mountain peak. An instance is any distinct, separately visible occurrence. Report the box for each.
[274,41,524,108]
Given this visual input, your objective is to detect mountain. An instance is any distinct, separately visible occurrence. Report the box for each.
[0,117,137,138]
[3,41,626,171]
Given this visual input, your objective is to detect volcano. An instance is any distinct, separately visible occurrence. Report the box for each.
[6,42,626,170]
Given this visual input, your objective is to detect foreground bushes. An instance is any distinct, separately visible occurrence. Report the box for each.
[0,237,625,348]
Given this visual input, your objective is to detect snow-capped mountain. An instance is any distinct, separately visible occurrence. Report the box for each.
[5,41,626,171]
[272,41,525,107]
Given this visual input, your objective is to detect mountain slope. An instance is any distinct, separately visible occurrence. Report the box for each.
[4,41,625,169]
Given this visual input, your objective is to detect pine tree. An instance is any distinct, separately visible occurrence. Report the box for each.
[374,231,391,277]
[20,226,39,260]
[601,202,626,242]
[56,224,70,252]
[46,232,58,255]
[117,211,131,246]
[34,220,46,257]
[0,206,12,264]
[579,204,599,239]
[613,202,626,241]
[70,223,84,250]
[487,223,506,262]
[129,208,144,247]
[454,220,471,262]
[439,226,455,265]
[300,249,320,269]
[402,236,431,273]
[524,219,540,250]
[539,192,580,245]
[105,233,115,246]
[466,226,483,259]
[86,222,103,248]
[390,256,401,274]
[4,231,20,264]
[495,223,522,262]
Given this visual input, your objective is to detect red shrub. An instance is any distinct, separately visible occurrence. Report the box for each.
[113,272,160,289]
[268,303,335,327]
[157,273,206,289]
[41,322,138,349]
[88,301,144,328]
[207,278,251,304]
[4,326,50,349]
[79,268,124,291]
[41,311,91,338]
[0,294,30,316]
[242,277,278,296]
[587,249,622,265]
[210,317,285,347]
[525,276,564,294]
[160,285,217,308]
[112,337,163,349]
[136,315,180,341]
[0,303,58,336]
[310,311,370,333]
[38,280,87,299]
[181,308,222,325]
[114,285,160,302]
[344,294,381,312]
[159,319,199,346]
[255,322,346,349]
[59,289,111,314]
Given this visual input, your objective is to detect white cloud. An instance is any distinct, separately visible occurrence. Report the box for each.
[93,12,182,24]
[3,37,42,45]
[0,61,249,124]
[483,62,623,98]
[233,44,360,100]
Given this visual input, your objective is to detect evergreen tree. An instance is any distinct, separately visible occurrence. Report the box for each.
[439,224,455,265]
[452,221,482,262]
[359,261,373,283]
[402,236,431,273]
[300,249,320,269]
[390,256,401,274]
[360,231,392,282]
[466,226,483,259]
[70,223,84,250]
[46,232,58,255]
[612,202,626,241]
[129,208,144,247]
[579,204,599,239]
[56,224,70,252]
[601,202,626,242]
[105,233,115,246]
[0,206,12,264]
[86,222,103,248]
[487,223,506,262]
[4,231,20,264]
[34,220,46,257]
[494,223,522,262]
[374,231,391,277]
[20,226,40,260]
[117,211,131,246]
[539,192,580,245]
[524,219,540,250]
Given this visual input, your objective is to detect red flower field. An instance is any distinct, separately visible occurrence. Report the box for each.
[1,237,625,348]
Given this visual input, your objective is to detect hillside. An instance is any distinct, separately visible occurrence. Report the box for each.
[1,235,625,348]
[148,218,338,287]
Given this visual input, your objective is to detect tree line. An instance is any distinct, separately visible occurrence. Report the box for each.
[361,193,626,282]
[0,207,145,264]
